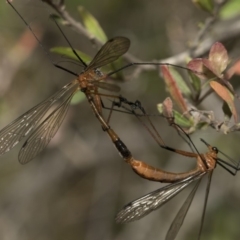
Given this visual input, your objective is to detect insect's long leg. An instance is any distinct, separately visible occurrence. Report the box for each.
[50,15,87,68]
[103,96,195,155]
[113,97,202,157]
[7,0,222,187]
[107,62,201,77]
[216,160,240,175]
[84,91,208,183]
[7,0,79,77]
[218,148,240,169]
[200,138,240,175]
[110,99,214,182]
[111,97,167,147]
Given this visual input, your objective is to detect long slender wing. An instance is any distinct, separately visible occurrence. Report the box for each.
[116,173,205,223]
[197,171,213,240]
[18,87,78,164]
[85,37,130,71]
[0,80,79,156]
[166,179,201,240]
[93,81,121,92]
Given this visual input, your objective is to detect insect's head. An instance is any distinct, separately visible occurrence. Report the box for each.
[200,138,219,154]
[94,69,104,77]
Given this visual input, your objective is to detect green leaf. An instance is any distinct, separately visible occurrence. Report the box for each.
[78,6,107,43]
[222,101,232,120]
[50,14,69,26]
[157,103,192,128]
[50,46,91,63]
[172,110,193,128]
[160,66,188,113]
[169,67,192,97]
[220,0,240,19]
[71,92,85,105]
[192,0,214,13]
[188,71,201,96]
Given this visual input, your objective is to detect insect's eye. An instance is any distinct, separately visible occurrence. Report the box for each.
[212,147,218,153]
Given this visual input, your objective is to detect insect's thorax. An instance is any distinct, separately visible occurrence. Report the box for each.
[198,151,217,172]
[78,68,104,90]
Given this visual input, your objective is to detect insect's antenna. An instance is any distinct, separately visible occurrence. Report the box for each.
[200,138,210,147]
[201,138,240,174]
[7,0,78,77]
[201,138,239,164]
[49,15,88,68]
[107,62,202,77]
[216,158,239,173]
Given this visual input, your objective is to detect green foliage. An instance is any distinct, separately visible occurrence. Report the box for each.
[50,46,91,63]
[220,0,240,19]
[192,0,214,13]
[78,6,107,42]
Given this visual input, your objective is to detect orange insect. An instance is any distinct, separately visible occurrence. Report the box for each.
[6,1,196,164]
[113,98,239,240]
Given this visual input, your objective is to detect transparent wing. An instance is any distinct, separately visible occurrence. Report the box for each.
[18,87,77,164]
[85,37,130,71]
[166,179,201,240]
[93,81,121,92]
[0,80,79,156]
[197,171,213,240]
[116,173,205,223]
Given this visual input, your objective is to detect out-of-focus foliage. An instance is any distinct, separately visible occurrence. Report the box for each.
[0,1,240,240]
[78,5,107,43]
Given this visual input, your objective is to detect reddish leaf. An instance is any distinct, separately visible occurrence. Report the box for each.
[202,58,219,77]
[187,58,204,74]
[162,97,174,119]
[160,66,188,113]
[209,81,238,123]
[225,60,240,79]
[187,58,215,79]
[188,43,229,80]
[233,60,240,75]
[209,42,228,75]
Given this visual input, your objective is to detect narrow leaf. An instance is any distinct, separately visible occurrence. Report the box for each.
[50,46,91,63]
[209,81,238,122]
[162,97,174,119]
[168,67,192,97]
[192,0,214,13]
[220,0,240,20]
[222,101,232,120]
[160,66,188,113]
[78,6,107,43]
[188,71,201,97]
[157,103,192,128]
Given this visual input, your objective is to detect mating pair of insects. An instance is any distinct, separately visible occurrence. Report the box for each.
[3,1,240,240]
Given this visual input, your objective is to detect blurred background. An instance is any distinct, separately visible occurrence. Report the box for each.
[0,0,240,240]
